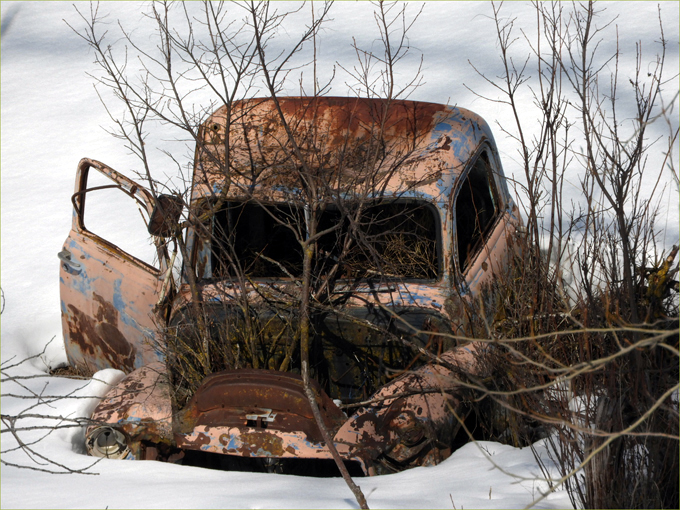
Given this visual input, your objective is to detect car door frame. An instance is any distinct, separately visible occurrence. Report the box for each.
[452,143,516,294]
[59,158,166,373]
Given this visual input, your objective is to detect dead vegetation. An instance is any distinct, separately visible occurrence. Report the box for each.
[461,1,679,508]
[74,0,679,506]
[2,2,675,509]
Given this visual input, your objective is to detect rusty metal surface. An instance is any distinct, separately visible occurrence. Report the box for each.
[60,159,166,373]
[177,369,346,437]
[59,233,162,372]
[193,97,497,206]
[186,97,519,309]
[333,342,481,470]
[66,97,521,474]
[173,369,370,468]
[87,362,173,453]
[176,425,368,474]
[84,344,480,472]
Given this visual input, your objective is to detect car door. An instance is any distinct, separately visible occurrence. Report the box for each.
[59,158,165,373]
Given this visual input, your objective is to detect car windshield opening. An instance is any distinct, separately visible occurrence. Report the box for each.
[209,200,439,280]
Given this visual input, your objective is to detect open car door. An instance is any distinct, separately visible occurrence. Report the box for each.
[59,159,165,373]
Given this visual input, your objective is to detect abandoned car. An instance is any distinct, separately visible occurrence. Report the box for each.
[59,96,520,475]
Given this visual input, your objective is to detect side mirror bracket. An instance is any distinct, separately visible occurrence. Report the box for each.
[148,194,184,237]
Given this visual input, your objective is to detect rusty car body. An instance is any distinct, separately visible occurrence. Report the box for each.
[59,97,520,475]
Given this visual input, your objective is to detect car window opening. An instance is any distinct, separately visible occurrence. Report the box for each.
[456,151,499,272]
[209,200,440,280]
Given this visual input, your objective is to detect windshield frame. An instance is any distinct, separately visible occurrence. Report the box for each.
[191,197,444,284]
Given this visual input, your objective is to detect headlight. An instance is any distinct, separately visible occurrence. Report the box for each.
[86,426,131,459]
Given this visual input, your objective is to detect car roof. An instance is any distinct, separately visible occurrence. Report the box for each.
[191,96,497,204]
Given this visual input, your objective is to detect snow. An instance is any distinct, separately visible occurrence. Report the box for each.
[1,1,677,508]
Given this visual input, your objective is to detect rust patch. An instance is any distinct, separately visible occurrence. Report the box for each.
[194,97,455,197]
[93,293,117,324]
[433,135,452,152]
[178,369,345,442]
[195,432,211,447]
[87,363,174,448]
[66,303,136,372]
[240,432,285,457]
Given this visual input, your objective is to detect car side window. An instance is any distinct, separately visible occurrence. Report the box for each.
[80,169,159,268]
[455,148,502,273]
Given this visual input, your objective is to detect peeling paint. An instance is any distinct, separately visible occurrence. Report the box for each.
[62,97,520,475]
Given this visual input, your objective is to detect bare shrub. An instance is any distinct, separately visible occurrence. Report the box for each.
[466,1,679,508]
[68,1,443,506]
